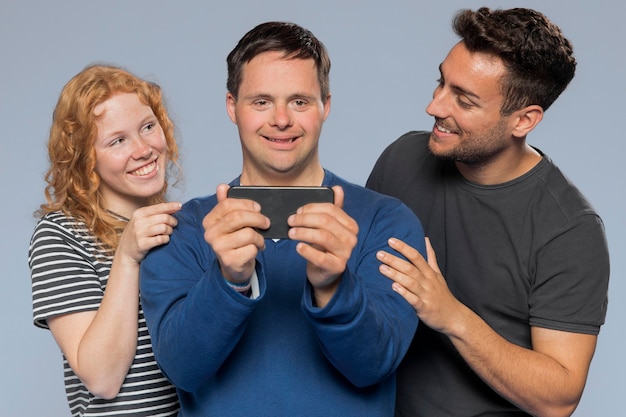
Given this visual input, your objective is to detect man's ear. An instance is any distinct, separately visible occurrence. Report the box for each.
[226,92,237,124]
[322,93,331,121]
[512,105,543,138]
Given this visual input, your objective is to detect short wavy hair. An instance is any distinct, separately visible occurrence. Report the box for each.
[453,7,576,114]
[226,21,331,103]
[38,64,180,250]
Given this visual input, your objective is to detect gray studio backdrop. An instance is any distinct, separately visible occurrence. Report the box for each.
[2,1,623,415]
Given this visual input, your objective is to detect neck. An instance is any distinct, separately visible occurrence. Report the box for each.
[103,198,145,221]
[240,165,325,187]
[105,209,130,222]
[456,144,541,185]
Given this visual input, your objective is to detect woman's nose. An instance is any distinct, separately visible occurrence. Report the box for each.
[133,140,153,159]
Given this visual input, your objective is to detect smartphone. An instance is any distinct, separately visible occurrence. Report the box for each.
[227,186,334,239]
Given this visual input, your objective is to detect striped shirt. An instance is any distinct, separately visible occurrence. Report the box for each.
[29,211,179,416]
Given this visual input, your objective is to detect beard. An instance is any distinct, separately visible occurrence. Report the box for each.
[429,138,504,165]
[428,118,509,165]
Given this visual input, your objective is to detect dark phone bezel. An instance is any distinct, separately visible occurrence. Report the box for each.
[227,186,334,239]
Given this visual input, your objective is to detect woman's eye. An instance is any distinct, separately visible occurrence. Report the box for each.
[110,137,125,146]
[142,122,155,133]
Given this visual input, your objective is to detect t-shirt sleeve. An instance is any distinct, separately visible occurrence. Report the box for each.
[29,218,104,329]
[530,214,609,334]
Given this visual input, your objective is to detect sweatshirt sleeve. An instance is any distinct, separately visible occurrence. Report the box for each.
[139,198,264,393]
[302,193,424,387]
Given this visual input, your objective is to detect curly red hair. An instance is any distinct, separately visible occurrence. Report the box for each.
[38,64,180,251]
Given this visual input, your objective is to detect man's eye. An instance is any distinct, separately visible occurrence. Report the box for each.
[457,99,473,109]
[291,99,308,110]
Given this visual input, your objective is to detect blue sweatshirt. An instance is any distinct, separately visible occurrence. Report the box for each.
[140,170,425,417]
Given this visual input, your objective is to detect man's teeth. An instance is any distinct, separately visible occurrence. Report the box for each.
[267,137,296,142]
[437,124,452,134]
[131,161,157,176]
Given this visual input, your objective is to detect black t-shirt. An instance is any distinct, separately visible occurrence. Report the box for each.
[367,131,609,416]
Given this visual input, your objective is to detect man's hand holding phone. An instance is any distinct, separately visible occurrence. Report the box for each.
[208,184,358,307]
[202,184,269,284]
[285,185,359,307]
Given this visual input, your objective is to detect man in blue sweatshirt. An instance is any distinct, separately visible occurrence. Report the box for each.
[140,21,426,417]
